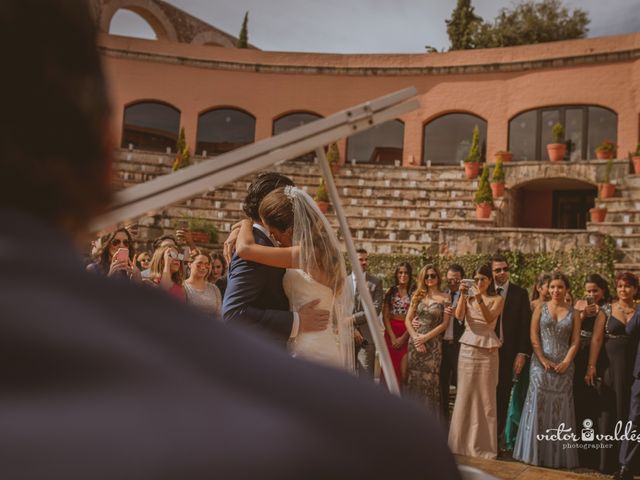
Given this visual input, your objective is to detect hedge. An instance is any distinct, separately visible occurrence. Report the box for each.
[349,236,616,298]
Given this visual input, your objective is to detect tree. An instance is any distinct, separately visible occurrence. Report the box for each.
[236,11,249,48]
[172,127,190,171]
[446,0,482,51]
[473,0,589,49]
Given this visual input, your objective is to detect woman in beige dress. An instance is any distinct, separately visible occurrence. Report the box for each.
[448,263,504,459]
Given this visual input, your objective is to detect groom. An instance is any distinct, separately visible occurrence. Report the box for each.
[223,172,330,346]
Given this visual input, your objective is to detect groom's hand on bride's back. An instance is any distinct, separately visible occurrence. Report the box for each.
[298,299,330,333]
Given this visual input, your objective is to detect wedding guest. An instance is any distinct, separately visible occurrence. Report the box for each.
[530,273,551,311]
[587,272,637,474]
[86,228,139,281]
[439,264,465,421]
[146,244,186,301]
[614,273,640,480]
[449,264,503,459]
[184,252,222,316]
[574,273,611,469]
[505,272,552,450]
[209,252,228,298]
[382,262,415,385]
[135,251,151,272]
[490,254,532,440]
[513,272,580,469]
[404,265,451,414]
[351,248,384,379]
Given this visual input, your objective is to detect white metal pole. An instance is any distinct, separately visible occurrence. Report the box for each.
[315,147,400,395]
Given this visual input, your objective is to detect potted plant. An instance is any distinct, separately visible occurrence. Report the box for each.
[490,159,505,198]
[172,127,191,171]
[595,139,616,160]
[327,142,341,175]
[589,204,607,223]
[474,164,493,219]
[547,123,566,162]
[599,158,616,199]
[632,143,640,174]
[494,150,513,163]
[464,125,481,179]
[314,179,330,213]
[188,218,218,244]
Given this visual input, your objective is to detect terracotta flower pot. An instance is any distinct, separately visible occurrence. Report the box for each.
[490,182,505,198]
[316,201,330,213]
[632,156,640,174]
[599,183,616,199]
[494,152,513,163]
[546,143,566,162]
[464,162,480,180]
[596,150,614,160]
[589,207,607,223]
[475,203,492,219]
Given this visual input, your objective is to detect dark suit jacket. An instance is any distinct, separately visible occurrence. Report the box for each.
[0,209,461,480]
[447,289,465,342]
[222,227,293,346]
[498,282,533,361]
[352,272,384,342]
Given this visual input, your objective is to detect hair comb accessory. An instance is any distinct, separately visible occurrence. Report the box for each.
[284,185,297,199]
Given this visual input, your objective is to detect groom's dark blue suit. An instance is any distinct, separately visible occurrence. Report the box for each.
[223,226,293,346]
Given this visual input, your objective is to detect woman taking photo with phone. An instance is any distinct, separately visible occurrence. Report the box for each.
[146,244,186,301]
[448,263,503,459]
[87,227,139,280]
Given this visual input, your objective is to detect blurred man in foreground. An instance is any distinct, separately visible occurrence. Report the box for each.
[0,1,460,479]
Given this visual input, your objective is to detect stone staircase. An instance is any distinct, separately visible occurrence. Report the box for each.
[113,149,635,274]
[588,174,640,276]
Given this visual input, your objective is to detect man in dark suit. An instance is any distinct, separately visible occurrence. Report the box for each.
[351,248,384,379]
[490,254,533,441]
[222,172,329,347]
[0,2,462,478]
[440,263,466,421]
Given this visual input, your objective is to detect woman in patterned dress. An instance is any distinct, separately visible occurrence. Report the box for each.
[404,265,452,417]
[382,262,416,386]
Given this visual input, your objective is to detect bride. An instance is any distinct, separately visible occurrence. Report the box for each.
[236,185,354,372]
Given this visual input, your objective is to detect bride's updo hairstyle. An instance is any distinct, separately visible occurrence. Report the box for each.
[259,187,344,294]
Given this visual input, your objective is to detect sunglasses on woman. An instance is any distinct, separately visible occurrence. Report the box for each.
[425,273,438,280]
[111,238,130,247]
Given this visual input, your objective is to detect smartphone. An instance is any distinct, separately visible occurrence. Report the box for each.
[115,248,129,263]
[461,279,474,289]
[586,296,595,306]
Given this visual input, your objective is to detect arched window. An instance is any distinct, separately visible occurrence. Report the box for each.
[509,105,617,161]
[121,101,180,152]
[109,9,158,40]
[196,108,256,156]
[347,120,404,164]
[273,112,323,162]
[423,113,487,165]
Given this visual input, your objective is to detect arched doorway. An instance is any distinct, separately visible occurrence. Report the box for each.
[273,111,323,162]
[511,178,597,229]
[121,100,180,152]
[196,107,256,156]
[346,119,404,165]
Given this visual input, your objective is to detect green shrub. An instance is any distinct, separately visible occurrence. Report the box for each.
[172,127,190,171]
[491,159,505,183]
[464,125,481,163]
[474,164,494,206]
[188,218,218,244]
[351,237,616,294]
[551,123,564,143]
[314,179,329,202]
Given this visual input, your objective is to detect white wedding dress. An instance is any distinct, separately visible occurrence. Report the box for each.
[283,269,344,369]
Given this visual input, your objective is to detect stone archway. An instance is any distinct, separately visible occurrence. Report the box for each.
[99,0,178,42]
[508,176,597,229]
